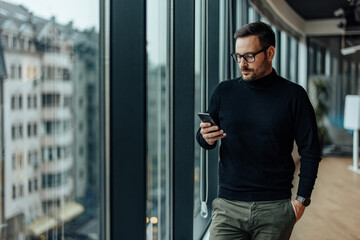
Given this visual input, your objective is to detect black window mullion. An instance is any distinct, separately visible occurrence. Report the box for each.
[173,0,195,239]
[110,0,146,239]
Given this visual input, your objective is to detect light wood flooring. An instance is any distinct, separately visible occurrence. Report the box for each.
[291,157,360,240]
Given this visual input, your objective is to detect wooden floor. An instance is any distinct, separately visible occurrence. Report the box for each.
[291,157,360,240]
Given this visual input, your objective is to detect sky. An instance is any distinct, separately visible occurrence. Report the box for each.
[6,0,99,31]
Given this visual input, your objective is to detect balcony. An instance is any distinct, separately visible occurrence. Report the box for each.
[41,108,71,120]
[41,81,72,95]
[41,131,72,146]
[40,177,73,201]
[42,156,73,174]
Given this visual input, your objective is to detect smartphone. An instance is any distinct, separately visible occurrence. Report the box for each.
[198,113,217,126]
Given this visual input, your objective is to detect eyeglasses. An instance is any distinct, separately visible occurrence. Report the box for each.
[231,46,270,63]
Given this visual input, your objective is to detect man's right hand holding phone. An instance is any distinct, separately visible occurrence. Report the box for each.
[199,122,226,145]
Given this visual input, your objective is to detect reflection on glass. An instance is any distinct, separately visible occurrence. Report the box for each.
[248,6,255,23]
[358,63,360,94]
[351,62,356,95]
[194,0,202,220]
[289,37,297,82]
[280,32,288,78]
[0,1,101,239]
[146,0,169,239]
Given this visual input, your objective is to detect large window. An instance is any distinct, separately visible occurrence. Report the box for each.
[146,0,170,239]
[194,0,210,238]
[1,1,103,239]
[194,0,203,223]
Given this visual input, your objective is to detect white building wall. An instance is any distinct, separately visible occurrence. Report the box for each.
[3,51,42,221]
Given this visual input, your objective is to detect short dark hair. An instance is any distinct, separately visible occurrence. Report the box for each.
[234,21,275,48]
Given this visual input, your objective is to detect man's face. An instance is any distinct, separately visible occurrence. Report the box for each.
[235,35,273,81]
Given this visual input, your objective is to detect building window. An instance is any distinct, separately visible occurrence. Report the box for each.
[34,95,37,108]
[34,178,38,191]
[11,126,16,139]
[19,95,22,109]
[13,36,17,49]
[12,185,16,199]
[27,124,31,137]
[19,183,23,197]
[34,151,39,169]
[11,96,15,109]
[28,180,32,193]
[18,65,22,80]
[42,93,60,107]
[48,147,53,161]
[28,95,38,108]
[57,147,61,159]
[11,123,23,140]
[27,95,31,108]
[63,68,70,80]
[11,94,23,110]
[19,124,23,137]
[12,154,15,169]
[28,151,32,165]
[42,173,64,188]
[10,64,15,79]
[28,40,33,51]
[19,153,23,169]
[27,123,37,137]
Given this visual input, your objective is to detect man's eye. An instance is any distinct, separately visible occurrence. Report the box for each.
[244,54,254,60]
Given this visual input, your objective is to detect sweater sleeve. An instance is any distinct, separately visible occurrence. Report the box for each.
[196,84,221,150]
[293,87,322,198]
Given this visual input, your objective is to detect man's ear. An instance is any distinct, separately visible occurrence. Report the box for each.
[267,46,275,63]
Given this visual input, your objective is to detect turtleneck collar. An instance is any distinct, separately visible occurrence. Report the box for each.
[240,68,281,89]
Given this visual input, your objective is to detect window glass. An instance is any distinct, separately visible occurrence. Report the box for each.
[308,46,315,75]
[194,0,203,224]
[1,1,102,239]
[280,31,288,78]
[289,37,298,82]
[248,6,256,22]
[146,0,170,239]
[350,62,356,94]
[194,0,210,238]
[358,63,360,94]
[316,48,323,74]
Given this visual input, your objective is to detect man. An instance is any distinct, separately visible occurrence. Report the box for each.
[196,22,321,240]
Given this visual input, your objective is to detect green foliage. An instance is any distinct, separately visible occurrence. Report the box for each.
[308,75,330,144]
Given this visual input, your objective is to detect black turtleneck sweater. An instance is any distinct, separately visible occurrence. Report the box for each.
[196,70,321,201]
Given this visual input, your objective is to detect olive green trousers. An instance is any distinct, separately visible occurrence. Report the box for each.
[209,197,296,240]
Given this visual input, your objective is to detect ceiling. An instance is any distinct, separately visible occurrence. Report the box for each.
[285,0,351,20]
[285,0,360,47]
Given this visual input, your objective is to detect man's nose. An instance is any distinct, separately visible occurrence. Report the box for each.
[239,57,248,68]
